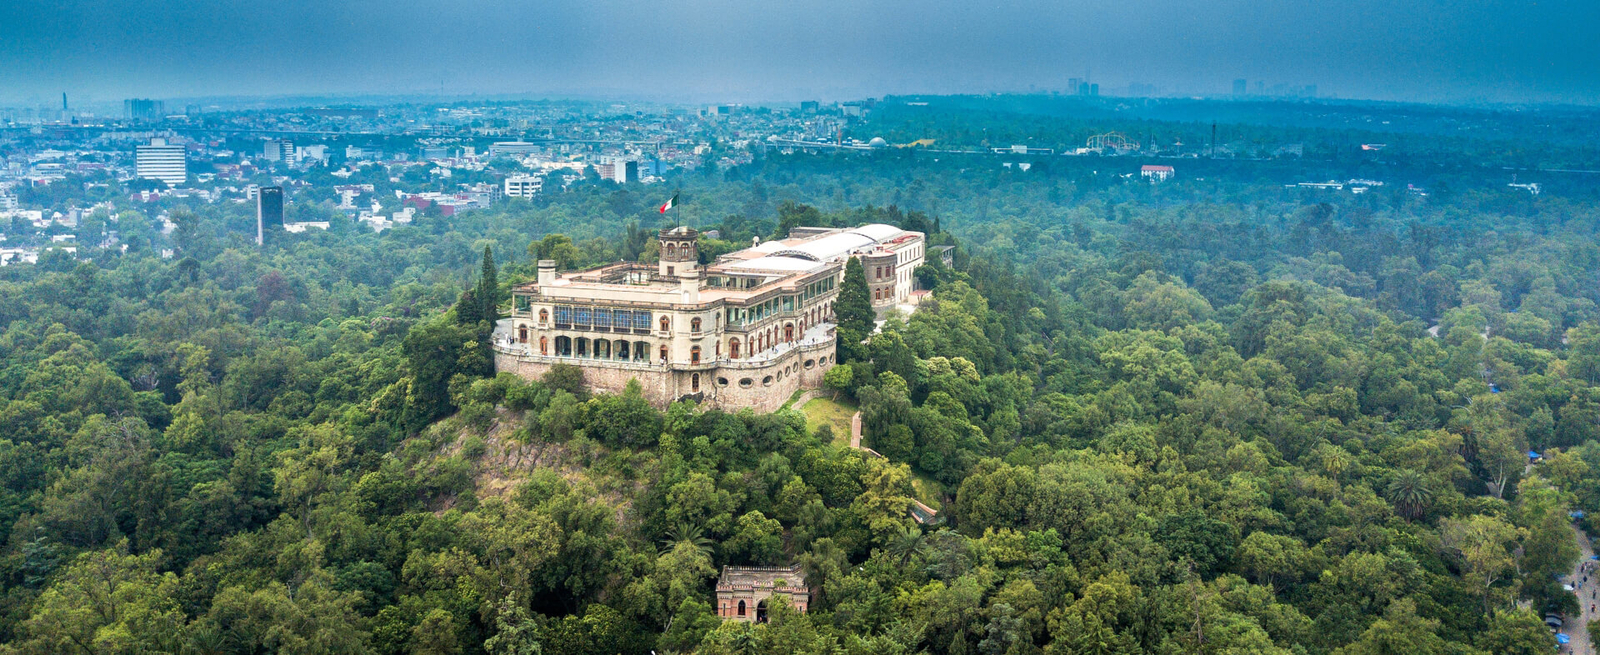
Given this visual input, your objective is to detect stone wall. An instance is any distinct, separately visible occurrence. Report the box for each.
[494,338,837,413]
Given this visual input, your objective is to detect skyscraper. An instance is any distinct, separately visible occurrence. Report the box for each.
[124,99,165,121]
[257,186,284,245]
[135,139,186,187]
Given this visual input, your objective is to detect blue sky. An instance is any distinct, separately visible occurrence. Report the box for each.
[2,0,1596,105]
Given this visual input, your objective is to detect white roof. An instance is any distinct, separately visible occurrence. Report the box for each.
[848,223,903,241]
[751,241,788,253]
[724,256,828,272]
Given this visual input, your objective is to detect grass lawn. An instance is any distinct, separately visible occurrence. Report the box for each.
[799,396,858,448]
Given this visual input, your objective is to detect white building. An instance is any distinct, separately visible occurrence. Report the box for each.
[504,175,543,198]
[1140,165,1175,182]
[136,139,186,187]
[0,190,17,210]
[497,224,926,411]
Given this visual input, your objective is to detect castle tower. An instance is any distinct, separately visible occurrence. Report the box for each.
[658,226,699,278]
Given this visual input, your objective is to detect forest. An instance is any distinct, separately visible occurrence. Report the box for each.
[5,119,1600,654]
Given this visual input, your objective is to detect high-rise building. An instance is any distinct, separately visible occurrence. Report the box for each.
[256,186,284,246]
[504,175,543,198]
[135,139,186,187]
[1233,79,1248,96]
[262,139,294,163]
[124,99,165,121]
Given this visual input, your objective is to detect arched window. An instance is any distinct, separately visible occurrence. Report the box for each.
[518,326,527,343]
[576,337,589,357]
[692,373,700,392]
[538,308,549,325]
[555,336,570,356]
[785,324,794,342]
[666,243,677,257]
[730,338,740,359]
[691,317,701,333]
[659,345,668,362]
[660,315,671,333]
[540,336,548,355]
[691,346,701,364]
[738,600,746,617]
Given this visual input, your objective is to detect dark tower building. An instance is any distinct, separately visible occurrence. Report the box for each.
[257,186,284,246]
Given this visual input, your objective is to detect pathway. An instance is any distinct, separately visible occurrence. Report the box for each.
[1563,529,1597,655]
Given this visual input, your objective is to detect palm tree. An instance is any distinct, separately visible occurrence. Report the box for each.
[886,525,927,565]
[662,521,714,558]
[1386,469,1434,521]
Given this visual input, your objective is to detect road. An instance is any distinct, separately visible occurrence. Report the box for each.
[1563,528,1597,655]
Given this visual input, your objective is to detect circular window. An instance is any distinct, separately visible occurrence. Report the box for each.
[762,376,774,386]
[717,377,729,387]
[804,359,815,369]
[739,378,754,388]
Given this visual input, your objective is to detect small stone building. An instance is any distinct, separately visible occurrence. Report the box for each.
[715,564,810,622]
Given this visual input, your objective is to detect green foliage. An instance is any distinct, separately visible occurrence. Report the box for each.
[6,105,1600,655]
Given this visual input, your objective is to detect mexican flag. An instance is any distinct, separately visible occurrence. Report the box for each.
[658,193,679,214]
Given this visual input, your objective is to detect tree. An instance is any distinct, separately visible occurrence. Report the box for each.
[14,544,185,655]
[1440,514,1520,614]
[1384,470,1433,521]
[484,597,543,655]
[478,245,501,323]
[836,257,875,358]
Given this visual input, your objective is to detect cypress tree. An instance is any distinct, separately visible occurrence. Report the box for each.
[836,257,875,335]
[834,257,876,362]
[478,245,499,323]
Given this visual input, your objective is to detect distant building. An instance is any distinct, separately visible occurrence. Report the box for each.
[488,141,542,157]
[1233,79,1248,96]
[595,156,639,184]
[136,139,186,187]
[297,145,329,165]
[799,101,819,113]
[0,190,16,210]
[504,175,543,198]
[124,99,164,121]
[345,145,381,160]
[262,139,294,163]
[716,565,810,622]
[1140,165,1174,182]
[257,186,284,245]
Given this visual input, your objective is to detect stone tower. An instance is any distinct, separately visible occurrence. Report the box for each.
[658,226,699,278]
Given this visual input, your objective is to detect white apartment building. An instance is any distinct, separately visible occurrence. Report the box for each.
[504,175,543,198]
[135,139,186,187]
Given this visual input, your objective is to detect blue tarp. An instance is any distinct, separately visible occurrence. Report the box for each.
[1573,511,1587,519]
[1556,633,1570,645]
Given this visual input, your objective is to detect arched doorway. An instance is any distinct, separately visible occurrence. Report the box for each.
[539,336,549,355]
[692,373,700,392]
[785,324,794,342]
[730,338,740,359]
[555,336,571,357]
[737,600,746,618]
[756,599,769,623]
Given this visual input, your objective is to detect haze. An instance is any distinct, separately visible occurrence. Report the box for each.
[2,0,1596,106]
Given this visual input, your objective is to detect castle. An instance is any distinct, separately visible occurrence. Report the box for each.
[493,224,926,411]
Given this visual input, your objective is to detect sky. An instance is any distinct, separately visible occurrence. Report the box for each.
[2,0,1597,107]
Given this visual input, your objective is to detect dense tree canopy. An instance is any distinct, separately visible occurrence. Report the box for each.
[3,106,1600,654]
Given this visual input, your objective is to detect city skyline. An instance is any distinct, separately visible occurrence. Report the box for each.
[2,0,1598,107]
